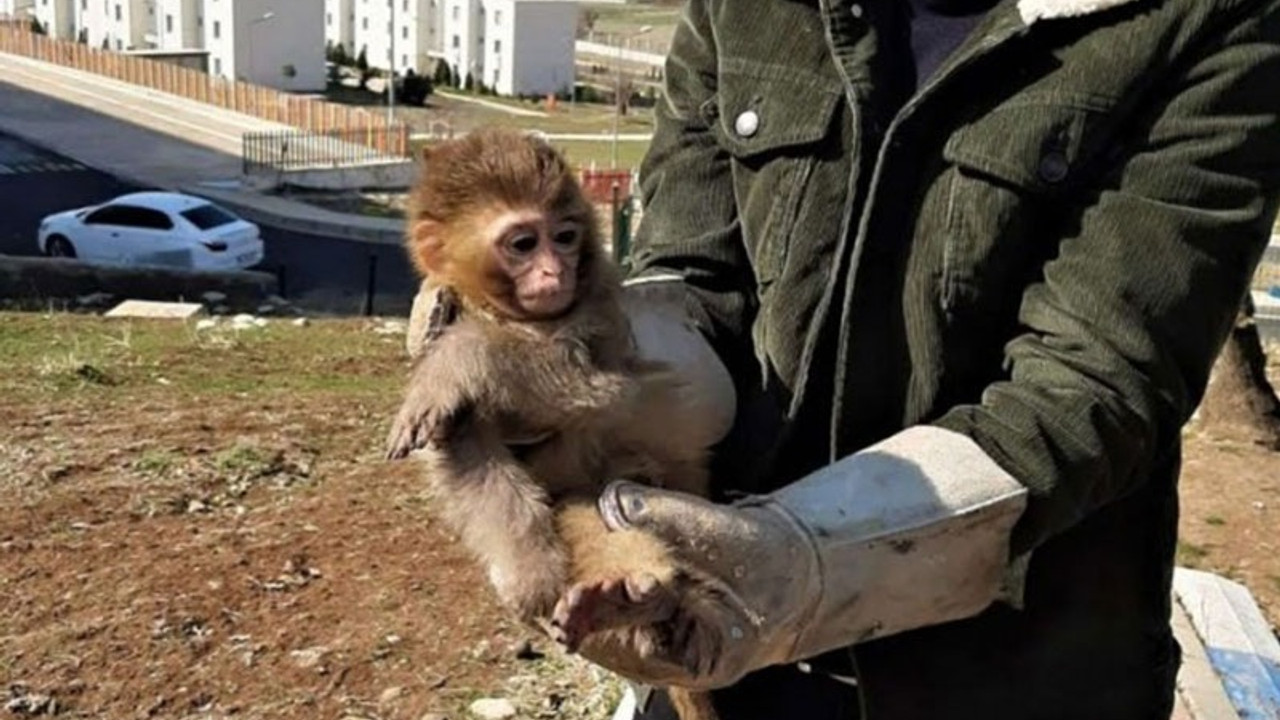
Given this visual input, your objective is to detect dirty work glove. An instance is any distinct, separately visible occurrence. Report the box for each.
[581,426,1030,691]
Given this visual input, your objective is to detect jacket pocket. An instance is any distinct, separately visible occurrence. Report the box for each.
[711,60,843,291]
[940,94,1117,314]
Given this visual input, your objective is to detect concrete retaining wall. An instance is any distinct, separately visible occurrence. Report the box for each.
[0,255,277,310]
[245,160,418,192]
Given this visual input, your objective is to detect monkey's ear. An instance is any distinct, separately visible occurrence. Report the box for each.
[412,219,447,275]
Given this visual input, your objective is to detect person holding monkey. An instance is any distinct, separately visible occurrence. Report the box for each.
[581,0,1280,718]
[405,0,1280,718]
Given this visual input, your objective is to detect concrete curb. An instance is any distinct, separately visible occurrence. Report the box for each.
[181,183,405,246]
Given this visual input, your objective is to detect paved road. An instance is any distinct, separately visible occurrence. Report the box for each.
[0,133,418,316]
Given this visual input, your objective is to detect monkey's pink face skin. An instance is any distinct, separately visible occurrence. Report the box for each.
[487,207,583,319]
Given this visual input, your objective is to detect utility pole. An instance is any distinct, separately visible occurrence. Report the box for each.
[611,26,651,169]
[387,0,396,127]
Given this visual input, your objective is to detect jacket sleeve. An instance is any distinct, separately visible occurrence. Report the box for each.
[625,0,756,366]
[932,3,1280,555]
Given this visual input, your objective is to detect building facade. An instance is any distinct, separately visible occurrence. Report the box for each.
[33,0,74,38]
[324,0,353,54]
[0,0,36,21]
[203,0,324,91]
[351,0,441,75]
[481,0,573,96]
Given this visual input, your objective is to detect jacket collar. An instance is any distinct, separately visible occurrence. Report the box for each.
[1017,0,1141,24]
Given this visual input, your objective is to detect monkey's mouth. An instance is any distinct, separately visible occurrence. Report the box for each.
[519,290,575,316]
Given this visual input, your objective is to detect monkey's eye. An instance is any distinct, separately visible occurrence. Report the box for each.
[508,233,538,254]
[553,227,580,247]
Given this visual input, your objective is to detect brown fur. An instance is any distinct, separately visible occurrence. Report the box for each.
[387,128,723,720]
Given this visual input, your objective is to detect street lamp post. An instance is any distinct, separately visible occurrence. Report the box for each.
[246,10,275,84]
[387,0,396,128]
[611,25,651,169]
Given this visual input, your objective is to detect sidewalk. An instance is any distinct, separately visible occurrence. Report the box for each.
[0,51,401,243]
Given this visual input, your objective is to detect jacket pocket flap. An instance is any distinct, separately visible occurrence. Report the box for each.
[714,65,843,158]
[942,96,1115,193]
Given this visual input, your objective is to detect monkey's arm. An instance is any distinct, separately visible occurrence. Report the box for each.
[625,0,755,373]
[428,428,570,622]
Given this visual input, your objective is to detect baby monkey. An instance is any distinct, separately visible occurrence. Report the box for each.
[385,128,729,720]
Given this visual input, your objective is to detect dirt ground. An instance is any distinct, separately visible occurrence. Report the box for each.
[1,311,1277,719]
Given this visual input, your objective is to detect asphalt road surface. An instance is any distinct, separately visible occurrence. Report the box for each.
[0,133,417,316]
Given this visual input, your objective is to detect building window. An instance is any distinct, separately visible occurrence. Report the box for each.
[402,0,408,11]
[361,17,367,29]
[451,5,458,20]
[214,57,221,75]
[113,3,119,20]
[165,14,172,32]
[212,20,219,38]
[402,54,408,66]
[401,26,407,39]
[451,34,458,48]
[492,69,497,85]
[326,12,331,26]
[494,9,500,25]
[493,39,499,53]
[80,0,86,10]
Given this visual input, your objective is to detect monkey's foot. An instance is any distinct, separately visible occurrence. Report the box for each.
[550,573,678,652]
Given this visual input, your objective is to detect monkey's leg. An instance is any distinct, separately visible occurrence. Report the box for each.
[551,498,685,649]
[555,500,721,720]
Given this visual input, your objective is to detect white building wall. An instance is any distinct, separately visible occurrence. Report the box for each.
[504,0,573,96]
[0,0,36,21]
[34,0,74,38]
[324,0,353,53]
[204,0,324,91]
[152,0,199,49]
[439,0,479,86]
[351,0,390,71]
[352,0,440,74]
[97,0,147,49]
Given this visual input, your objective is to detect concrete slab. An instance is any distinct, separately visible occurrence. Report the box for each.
[103,299,206,319]
[1174,568,1280,720]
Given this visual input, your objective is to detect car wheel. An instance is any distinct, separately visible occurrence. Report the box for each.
[46,235,77,259]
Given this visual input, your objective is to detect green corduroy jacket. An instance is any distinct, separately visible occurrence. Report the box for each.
[626,0,1280,717]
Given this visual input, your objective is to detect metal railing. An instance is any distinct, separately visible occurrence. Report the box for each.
[242,124,412,175]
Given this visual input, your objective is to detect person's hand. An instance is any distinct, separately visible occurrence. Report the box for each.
[563,480,823,691]
[563,426,1032,691]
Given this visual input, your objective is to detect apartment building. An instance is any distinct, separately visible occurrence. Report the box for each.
[481,0,573,96]
[351,0,441,75]
[33,0,74,38]
[324,0,353,54]
[0,0,36,21]
[204,0,324,91]
[150,0,200,50]
[344,0,572,96]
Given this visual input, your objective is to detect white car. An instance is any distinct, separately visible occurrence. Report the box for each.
[37,191,265,272]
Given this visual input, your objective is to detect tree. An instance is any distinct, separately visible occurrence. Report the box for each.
[332,42,349,67]
[577,8,599,38]
[1195,295,1280,448]
[397,69,433,106]
[355,45,371,89]
[464,71,474,92]
[30,17,46,35]
[432,60,452,88]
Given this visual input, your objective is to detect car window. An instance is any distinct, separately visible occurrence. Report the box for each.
[82,204,173,230]
[180,204,238,230]
[83,205,130,226]
[132,208,175,230]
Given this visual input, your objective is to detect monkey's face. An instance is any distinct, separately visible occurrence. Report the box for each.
[485,207,583,320]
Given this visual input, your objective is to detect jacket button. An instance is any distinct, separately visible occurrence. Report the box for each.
[1039,150,1069,183]
[735,110,760,138]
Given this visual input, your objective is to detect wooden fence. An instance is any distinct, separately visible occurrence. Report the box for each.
[0,24,409,157]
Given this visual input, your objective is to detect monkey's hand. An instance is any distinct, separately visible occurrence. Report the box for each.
[565,427,1029,691]
[384,383,473,460]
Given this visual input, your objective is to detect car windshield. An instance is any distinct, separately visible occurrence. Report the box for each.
[180,203,238,230]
